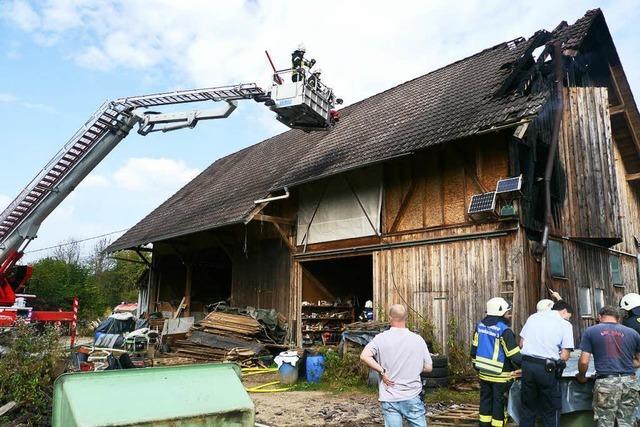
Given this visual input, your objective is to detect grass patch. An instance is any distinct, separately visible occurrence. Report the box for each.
[424,388,479,405]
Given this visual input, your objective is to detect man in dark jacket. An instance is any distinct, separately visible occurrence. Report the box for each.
[471,297,522,427]
[620,292,640,334]
[291,43,315,82]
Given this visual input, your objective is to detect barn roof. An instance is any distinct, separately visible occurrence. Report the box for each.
[109,9,605,252]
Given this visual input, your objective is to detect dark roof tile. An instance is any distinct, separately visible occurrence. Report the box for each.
[108,10,601,252]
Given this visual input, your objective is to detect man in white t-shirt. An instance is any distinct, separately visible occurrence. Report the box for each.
[360,304,433,427]
[519,300,574,427]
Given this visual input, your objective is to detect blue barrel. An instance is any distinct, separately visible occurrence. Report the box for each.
[278,362,298,385]
[305,354,325,383]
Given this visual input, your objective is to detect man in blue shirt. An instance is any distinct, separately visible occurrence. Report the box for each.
[519,300,574,427]
[577,306,640,427]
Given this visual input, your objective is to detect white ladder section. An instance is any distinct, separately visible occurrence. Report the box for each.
[0,83,265,250]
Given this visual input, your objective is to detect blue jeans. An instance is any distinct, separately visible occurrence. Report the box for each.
[380,395,427,427]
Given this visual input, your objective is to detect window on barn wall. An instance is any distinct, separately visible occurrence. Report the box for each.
[578,287,593,317]
[548,240,566,278]
[610,255,623,287]
[594,288,605,313]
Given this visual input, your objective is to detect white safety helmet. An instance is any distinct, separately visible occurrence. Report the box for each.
[313,67,322,74]
[365,300,373,309]
[486,297,511,316]
[297,43,306,52]
[620,293,640,311]
[536,299,554,312]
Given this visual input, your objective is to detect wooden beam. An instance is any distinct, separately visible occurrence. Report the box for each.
[390,173,417,233]
[626,173,640,182]
[272,221,296,253]
[610,104,625,116]
[253,213,295,225]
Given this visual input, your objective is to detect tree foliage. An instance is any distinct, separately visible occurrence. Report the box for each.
[25,238,147,320]
[0,323,62,424]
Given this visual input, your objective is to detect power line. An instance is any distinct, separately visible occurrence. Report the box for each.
[24,228,130,254]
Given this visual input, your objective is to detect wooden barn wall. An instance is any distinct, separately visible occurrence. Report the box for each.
[612,140,640,254]
[372,231,527,351]
[230,237,291,317]
[384,134,510,233]
[547,239,638,336]
[555,87,622,240]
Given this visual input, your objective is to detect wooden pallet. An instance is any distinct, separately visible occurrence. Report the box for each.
[427,404,479,426]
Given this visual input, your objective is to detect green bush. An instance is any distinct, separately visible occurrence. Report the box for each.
[446,318,475,380]
[0,322,63,425]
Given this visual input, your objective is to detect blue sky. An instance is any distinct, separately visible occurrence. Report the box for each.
[0,1,638,262]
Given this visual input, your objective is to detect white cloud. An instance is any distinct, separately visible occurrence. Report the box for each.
[2,0,40,31]
[0,92,57,113]
[113,157,200,192]
[4,1,637,105]
[78,173,110,189]
[0,93,18,103]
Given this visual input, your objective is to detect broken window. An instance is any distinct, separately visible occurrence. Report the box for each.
[610,255,623,287]
[579,287,592,317]
[594,288,605,313]
[548,239,565,278]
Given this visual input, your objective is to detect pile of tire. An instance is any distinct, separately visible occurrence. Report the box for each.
[421,355,449,393]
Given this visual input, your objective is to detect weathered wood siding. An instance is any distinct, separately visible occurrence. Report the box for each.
[373,231,527,350]
[556,87,622,240]
[384,135,510,233]
[612,140,640,254]
[231,238,291,316]
[547,239,638,335]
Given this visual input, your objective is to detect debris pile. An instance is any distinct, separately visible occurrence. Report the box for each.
[172,308,287,365]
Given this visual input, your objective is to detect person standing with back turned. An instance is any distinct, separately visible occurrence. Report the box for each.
[519,300,575,427]
[360,304,432,427]
[576,306,640,427]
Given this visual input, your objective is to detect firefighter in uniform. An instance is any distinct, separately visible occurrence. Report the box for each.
[291,43,315,82]
[471,297,522,427]
[620,292,640,334]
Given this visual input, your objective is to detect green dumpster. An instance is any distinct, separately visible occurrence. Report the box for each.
[52,363,254,426]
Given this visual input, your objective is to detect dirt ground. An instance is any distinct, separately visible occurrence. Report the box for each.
[251,391,383,426]
[244,372,383,426]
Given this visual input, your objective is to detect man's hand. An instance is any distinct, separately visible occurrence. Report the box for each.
[549,289,562,301]
[511,369,522,378]
[381,372,395,387]
[575,373,588,384]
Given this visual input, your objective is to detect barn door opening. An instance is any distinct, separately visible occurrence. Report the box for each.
[300,254,373,346]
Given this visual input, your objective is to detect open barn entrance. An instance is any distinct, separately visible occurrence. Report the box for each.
[300,254,373,346]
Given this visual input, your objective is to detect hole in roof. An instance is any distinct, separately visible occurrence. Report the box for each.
[532,46,545,62]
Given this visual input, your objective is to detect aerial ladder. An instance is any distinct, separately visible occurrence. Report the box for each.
[0,59,341,336]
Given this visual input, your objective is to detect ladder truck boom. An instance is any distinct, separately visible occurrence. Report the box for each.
[0,65,342,311]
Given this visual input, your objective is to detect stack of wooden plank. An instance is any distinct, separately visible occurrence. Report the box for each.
[172,312,266,364]
[192,312,262,336]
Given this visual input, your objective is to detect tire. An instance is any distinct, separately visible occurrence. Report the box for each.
[423,366,449,378]
[431,355,448,368]
[422,376,449,388]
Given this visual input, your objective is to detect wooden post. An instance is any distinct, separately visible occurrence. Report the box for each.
[184,263,193,316]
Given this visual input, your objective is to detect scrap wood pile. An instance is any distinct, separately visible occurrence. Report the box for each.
[172,307,287,366]
[342,321,389,356]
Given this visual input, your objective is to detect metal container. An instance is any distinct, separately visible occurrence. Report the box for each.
[52,363,254,426]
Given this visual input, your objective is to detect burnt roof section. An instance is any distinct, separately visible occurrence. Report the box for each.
[108,10,603,252]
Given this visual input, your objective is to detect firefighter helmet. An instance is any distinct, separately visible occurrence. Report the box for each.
[297,43,306,52]
[536,299,554,312]
[620,293,640,311]
[486,297,511,316]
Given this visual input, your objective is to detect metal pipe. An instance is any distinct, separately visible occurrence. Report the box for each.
[254,187,290,204]
[541,42,565,250]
